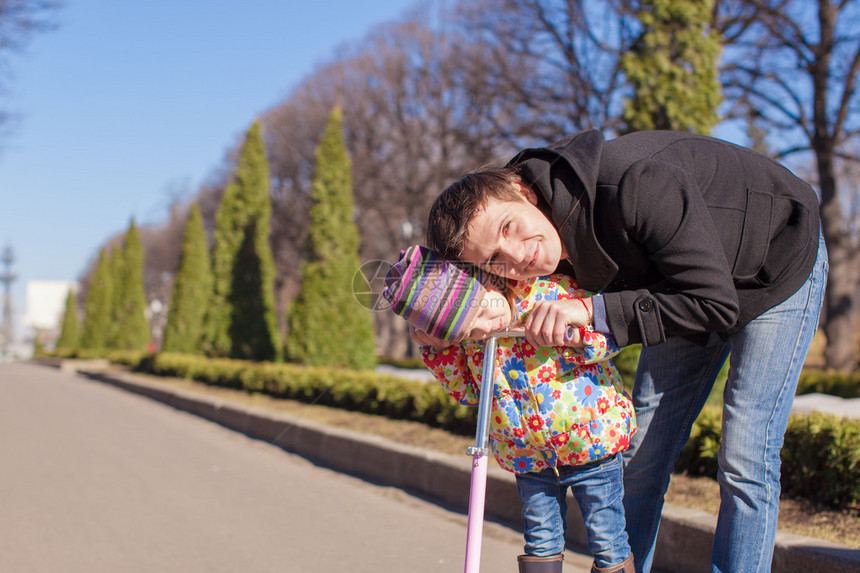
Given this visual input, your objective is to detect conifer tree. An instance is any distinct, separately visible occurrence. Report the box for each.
[228,218,278,360]
[104,246,123,349]
[163,205,212,354]
[80,249,113,350]
[621,0,721,134]
[205,120,280,361]
[56,288,80,352]
[33,333,45,357]
[286,107,376,370]
[113,220,151,351]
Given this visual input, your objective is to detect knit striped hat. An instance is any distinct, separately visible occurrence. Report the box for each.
[383,245,487,341]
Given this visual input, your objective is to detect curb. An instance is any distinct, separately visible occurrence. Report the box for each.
[67,365,859,573]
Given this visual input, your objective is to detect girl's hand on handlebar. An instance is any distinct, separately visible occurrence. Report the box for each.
[409,326,455,352]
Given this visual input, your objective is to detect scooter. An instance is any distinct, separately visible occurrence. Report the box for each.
[462,326,581,573]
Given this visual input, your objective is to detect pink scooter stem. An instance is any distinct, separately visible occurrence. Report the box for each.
[462,328,577,572]
[463,335,498,573]
[464,452,489,572]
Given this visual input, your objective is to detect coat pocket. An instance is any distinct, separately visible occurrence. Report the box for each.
[732,188,773,282]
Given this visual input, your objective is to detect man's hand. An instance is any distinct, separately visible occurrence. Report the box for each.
[524,298,590,348]
[409,326,455,352]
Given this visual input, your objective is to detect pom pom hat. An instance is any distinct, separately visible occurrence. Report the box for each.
[383,245,488,341]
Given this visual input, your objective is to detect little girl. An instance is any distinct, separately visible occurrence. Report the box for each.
[383,245,636,573]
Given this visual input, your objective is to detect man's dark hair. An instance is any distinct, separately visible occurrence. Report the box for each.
[426,166,524,259]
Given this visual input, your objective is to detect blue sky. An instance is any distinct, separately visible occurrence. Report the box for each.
[0,0,418,335]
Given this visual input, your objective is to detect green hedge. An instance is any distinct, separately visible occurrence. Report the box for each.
[781,412,860,507]
[675,407,722,478]
[46,348,147,364]
[613,348,860,400]
[796,369,860,398]
[677,406,860,509]
[138,352,477,435]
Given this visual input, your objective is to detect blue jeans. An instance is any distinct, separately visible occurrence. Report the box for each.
[516,452,631,568]
[622,234,828,573]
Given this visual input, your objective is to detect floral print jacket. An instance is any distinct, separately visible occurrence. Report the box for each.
[422,274,637,475]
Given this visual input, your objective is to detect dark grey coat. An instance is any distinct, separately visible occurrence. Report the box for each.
[508,130,821,347]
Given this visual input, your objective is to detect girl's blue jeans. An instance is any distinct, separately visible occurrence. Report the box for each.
[622,233,828,573]
[516,452,631,568]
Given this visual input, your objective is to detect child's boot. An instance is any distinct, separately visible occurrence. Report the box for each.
[517,553,564,572]
[591,554,634,573]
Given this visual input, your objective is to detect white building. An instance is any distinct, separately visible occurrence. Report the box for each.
[24,280,78,339]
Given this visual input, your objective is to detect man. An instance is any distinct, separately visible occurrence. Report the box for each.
[418,130,828,573]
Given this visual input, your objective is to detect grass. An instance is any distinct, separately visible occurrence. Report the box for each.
[112,365,859,549]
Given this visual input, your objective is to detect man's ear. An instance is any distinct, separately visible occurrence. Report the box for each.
[515,182,539,205]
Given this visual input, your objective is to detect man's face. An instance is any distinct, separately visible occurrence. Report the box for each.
[460,183,565,280]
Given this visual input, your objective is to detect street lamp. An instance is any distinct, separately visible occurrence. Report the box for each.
[0,245,16,357]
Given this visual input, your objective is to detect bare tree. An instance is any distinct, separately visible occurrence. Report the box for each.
[342,17,502,256]
[0,0,58,50]
[0,0,61,142]
[343,16,504,356]
[451,0,640,146]
[259,66,336,337]
[717,0,860,371]
[261,12,506,356]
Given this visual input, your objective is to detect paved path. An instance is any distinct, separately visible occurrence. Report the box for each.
[0,363,594,573]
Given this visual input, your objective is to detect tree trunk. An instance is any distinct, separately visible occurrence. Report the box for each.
[821,245,858,372]
[817,151,860,372]
[811,1,859,372]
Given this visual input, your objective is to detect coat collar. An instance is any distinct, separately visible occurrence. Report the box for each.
[506,130,619,291]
